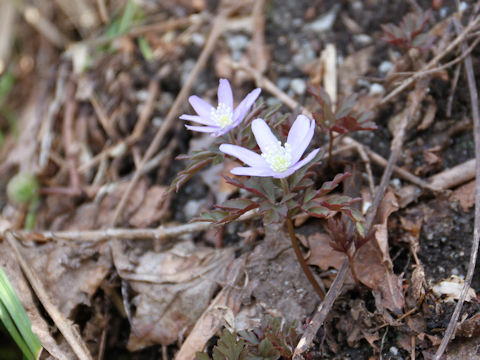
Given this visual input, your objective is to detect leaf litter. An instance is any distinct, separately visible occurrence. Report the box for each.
[0,1,480,359]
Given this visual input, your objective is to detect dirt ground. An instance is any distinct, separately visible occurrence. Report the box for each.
[1,0,480,359]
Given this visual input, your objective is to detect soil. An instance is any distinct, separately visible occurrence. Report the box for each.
[1,0,480,359]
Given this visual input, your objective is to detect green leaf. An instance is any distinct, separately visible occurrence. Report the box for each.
[0,268,42,360]
[257,338,279,359]
[213,329,248,360]
[138,37,154,61]
[307,206,332,218]
[216,198,257,210]
[196,352,212,360]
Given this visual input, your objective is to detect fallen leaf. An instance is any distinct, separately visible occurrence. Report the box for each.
[175,256,246,360]
[126,241,235,350]
[129,185,170,227]
[355,191,405,313]
[298,232,346,271]
[452,180,476,212]
[22,242,111,316]
[456,313,480,338]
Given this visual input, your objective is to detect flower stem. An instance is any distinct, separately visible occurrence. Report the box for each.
[229,131,237,145]
[328,130,334,168]
[286,216,325,299]
[281,178,289,194]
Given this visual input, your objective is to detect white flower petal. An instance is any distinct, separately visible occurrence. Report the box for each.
[217,79,233,109]
[233,88,261,124]
[287,115,316,164]
[290,148,320,172]
[251,118,280,155]
[180,114,216,126]
[230,166,277,177]
[189,95,214,119]
[219,144,269,168]
[185,124,219,133]
[272,167,297,179]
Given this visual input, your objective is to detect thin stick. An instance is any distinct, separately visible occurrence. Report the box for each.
[111,2,239,225]
[434,18,480,360]
[14,209,259,243]
[286,217,325,299]
[5,232,93,360]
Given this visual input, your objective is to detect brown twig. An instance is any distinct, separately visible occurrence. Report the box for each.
[250,0,268,74]
[13,209,259,243]
[434,18,480,360]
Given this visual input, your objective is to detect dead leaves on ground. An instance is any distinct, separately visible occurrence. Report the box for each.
[303,191,404,313]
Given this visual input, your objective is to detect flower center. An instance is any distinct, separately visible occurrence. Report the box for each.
[210,103,233,128]
[262,141,292,173]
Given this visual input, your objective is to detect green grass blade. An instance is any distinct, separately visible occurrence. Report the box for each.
[0,267,42,359]
[0,300,34,359]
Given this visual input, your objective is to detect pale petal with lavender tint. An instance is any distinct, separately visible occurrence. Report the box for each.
[181,80,261,136]
[185,125,220,133]
[179,114,215,126]
[233,88,261,124]
[188,96,214,119]
[290,148,320,172]
[251,118,280,155]
[219,144,269,168]
[287,115,316,164]
[230,167,276,177]
[217,79,233,109]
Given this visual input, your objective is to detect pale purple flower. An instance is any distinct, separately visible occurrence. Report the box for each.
[180,79,261,137]
[219,115,320,178]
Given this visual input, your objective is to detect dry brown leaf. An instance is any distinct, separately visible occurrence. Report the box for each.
[452,180,476,212]
[373,190,399,265]
[356,191,404,313]
[298,232,345,271]
[126,241,235,350]
[456,313,480,338]
[22,242,111,316]
[355,240,405,313]
[0,242,75,359]
[175,256,247,360]
[129,185,170,227]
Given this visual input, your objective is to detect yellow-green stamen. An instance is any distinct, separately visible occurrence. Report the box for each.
[262,141,292,173]
[210,103,233,128]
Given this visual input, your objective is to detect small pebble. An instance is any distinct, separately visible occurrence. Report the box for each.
[191,33,205,47]
[379,60,393,74]
[369,83,385,96]
[183,199,205,221]
[390,178,401,189]
[226,34,249,52]
[306,4,340,33]
[353,34,372,46]
[292,43,316,68]
[290,78,307,95]
[277,77,291,91]
[390,346,399,356]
